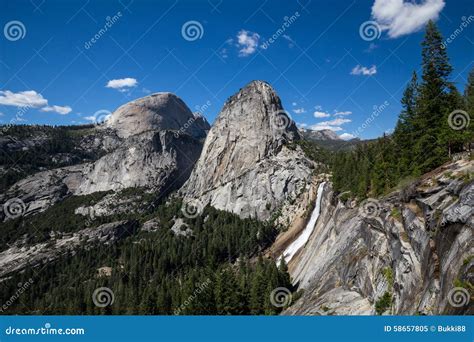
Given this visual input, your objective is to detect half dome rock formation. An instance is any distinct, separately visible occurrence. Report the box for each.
[180,80,314,220]
[105,92,209,140]
[76,93,211,195]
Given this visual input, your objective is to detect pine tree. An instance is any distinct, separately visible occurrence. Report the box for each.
[413,20,454,172]
[394,71,419,175]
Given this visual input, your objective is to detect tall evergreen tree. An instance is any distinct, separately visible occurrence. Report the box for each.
[394,71,419,175]
[413,20,454,172]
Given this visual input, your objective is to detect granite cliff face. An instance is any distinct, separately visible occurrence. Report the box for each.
[282,159,473,315]
[181,80,314,220]
[0,93,209,220]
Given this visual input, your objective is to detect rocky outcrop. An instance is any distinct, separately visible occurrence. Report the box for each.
[0,220,138,280]
[181,80,314,220]
[283,159,473,315]
[105,92,209,140]
[300,129,340,141]
[1,93,210,220]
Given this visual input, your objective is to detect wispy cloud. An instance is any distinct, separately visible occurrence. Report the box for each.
[371,0,445,38]
[351,65,377,76]
[106,78,138,90]
[236,30,260,57]
[293,107,306,114]
[314,111,331,118]
[297,122,308,128]
[41,105,72,115]
[0,90,48,107]
[311,118,352,131]
[334,110,352,116]
[339,132,356,140]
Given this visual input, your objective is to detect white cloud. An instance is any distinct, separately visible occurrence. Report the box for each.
[297,122,308,128]
[314,105,323,110]
[292,102,297,106]
[106,78,138,89]
[325,118,352,126]
[371,0,445,38]
[310,124,343,131]
[0,90,48,107]
[236,30,260,57]
[314,111,331,118]
[339,133,356,140]
[334,110,352,116]
[351,65,377,76]
[365,43,378,53]
[311,118,351,131]
[293,107,306,114]
[84,116,96,121]
[41,105,72,115]
[220,48,229,59]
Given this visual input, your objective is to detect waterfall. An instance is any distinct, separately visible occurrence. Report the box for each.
[279,182,326,264]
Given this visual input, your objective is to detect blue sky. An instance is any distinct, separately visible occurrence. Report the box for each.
[0,0,473,139]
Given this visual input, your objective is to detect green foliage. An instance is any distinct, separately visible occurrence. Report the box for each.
[0,124,103,192]
[0,192,109,250]
[330,21,473,199]
[382,267,394,288]
[0,199,293,315]
[375,291,392,315]
[391,207,402,221]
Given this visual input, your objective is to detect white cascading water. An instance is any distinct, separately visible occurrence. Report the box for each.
[279,182,326,264]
